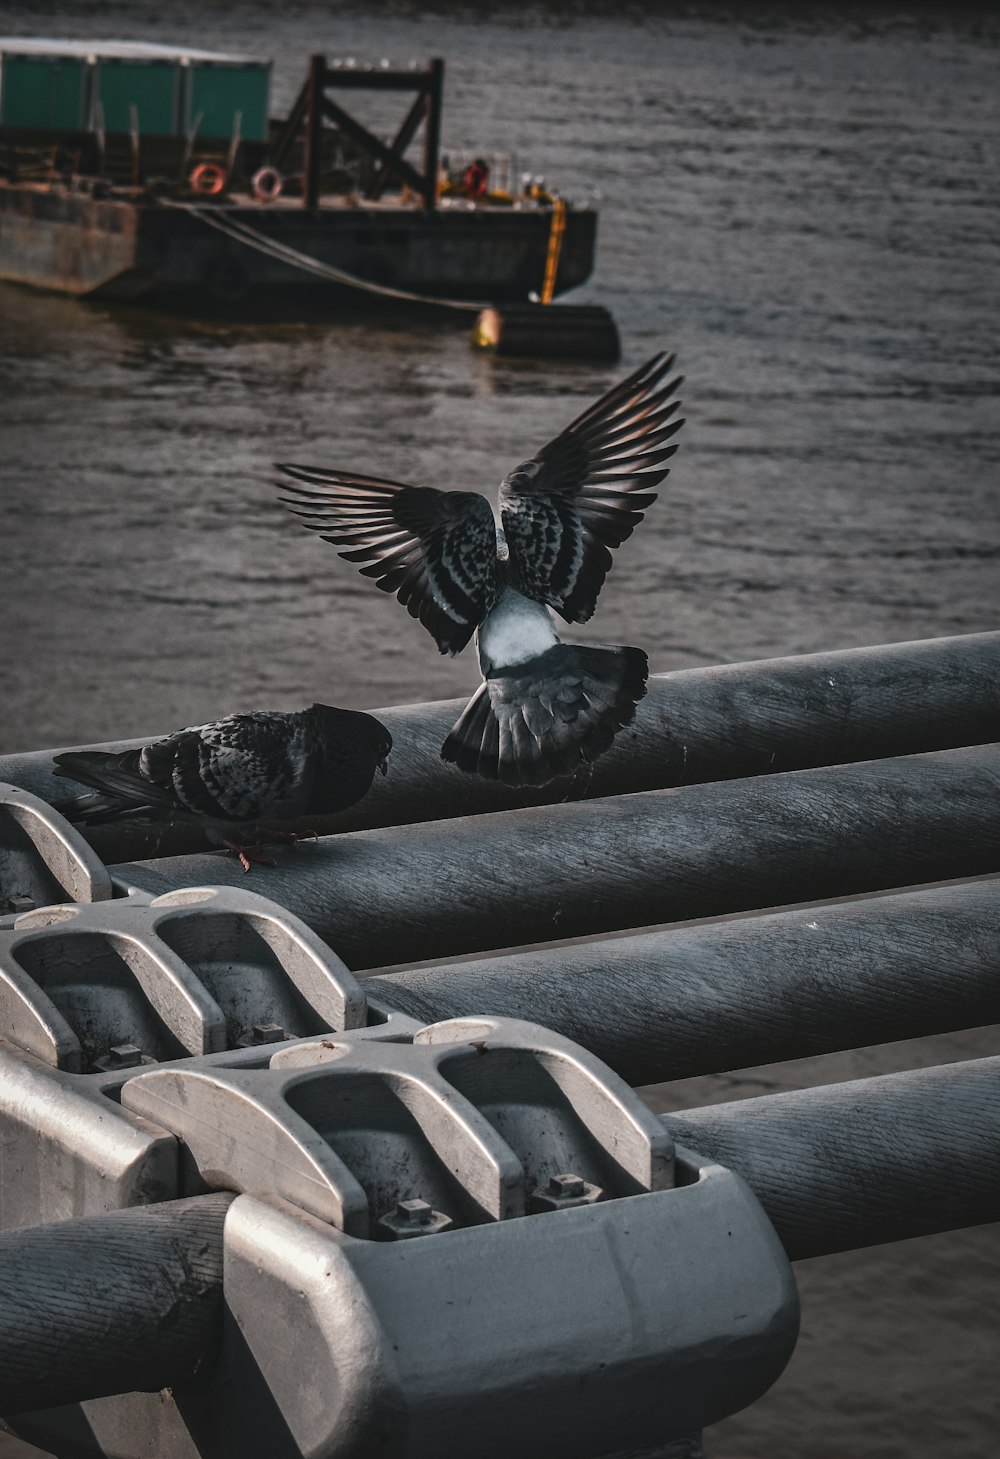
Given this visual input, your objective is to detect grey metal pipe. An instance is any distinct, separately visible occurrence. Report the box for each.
[0,1193,234,1415]
[1,631,997,863]
[366,879,1000,1087]
[663,1056,1000,1261]
[116,744,1000,969]
[2,1062,997,1416]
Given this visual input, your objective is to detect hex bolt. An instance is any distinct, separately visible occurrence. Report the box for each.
[528,1172,603,1214]
[97,1044,145,1071]
[252,1023,286,1044]
[376,1198,454,1240]
[548,1174,586,1199]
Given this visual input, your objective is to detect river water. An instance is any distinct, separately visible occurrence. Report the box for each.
[0,3,998,1456]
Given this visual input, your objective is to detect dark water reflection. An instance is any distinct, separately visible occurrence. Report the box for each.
[0,5,998,1458]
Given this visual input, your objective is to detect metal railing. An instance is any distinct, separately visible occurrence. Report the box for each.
[0,630,997,1458]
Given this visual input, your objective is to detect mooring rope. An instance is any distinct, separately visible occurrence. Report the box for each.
[162,197,488,312]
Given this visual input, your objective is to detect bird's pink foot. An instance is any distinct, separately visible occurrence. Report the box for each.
[223,840,278,873]
[256,828,321,848]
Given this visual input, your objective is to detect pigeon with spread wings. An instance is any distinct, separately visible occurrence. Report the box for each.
[277,353,683,788]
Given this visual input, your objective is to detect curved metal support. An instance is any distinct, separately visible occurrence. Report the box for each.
[0,782,113,914]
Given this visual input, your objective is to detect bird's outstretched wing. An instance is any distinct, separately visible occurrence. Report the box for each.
[276,467,499,656]
[499,352,683,623]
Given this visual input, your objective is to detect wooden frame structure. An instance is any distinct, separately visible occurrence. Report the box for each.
[270,53,444,211]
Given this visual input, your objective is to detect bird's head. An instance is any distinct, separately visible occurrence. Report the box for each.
[312,705,392,776]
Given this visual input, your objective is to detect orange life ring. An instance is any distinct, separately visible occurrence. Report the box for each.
[251,166,283,203]
[189,162,227,197]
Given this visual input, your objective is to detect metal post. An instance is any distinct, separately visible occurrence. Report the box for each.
[303,54,325,210]
[114,744,1000,969]
[422,58,444,211]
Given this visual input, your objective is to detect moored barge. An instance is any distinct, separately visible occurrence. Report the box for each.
[0,39,598,312]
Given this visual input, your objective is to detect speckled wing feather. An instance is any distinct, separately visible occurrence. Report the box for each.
[140,713,312,823]
[499,352,683,623]
[277,466,499,656]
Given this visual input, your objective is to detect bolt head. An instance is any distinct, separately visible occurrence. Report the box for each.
[108,1043,143,1068]
[396,1198,434,1224]
[528,1172,603,1214]
[252,1023,286,1044]
[548,1174,586,1198]
[376,1199,454,1240]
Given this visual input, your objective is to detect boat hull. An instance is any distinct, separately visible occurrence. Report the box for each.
[0,184,597,311]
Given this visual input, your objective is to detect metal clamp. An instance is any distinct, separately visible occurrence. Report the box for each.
[0,884,418,1230]
[115,1014,798,1457]
[0,883,366,1072]
[0,895,799,1458]
[122,1014,676,1232]
[0,781,113,915]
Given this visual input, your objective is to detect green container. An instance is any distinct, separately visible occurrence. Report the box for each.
[188,61,269,142]
[0,53,88,129]
[95,58,180,136]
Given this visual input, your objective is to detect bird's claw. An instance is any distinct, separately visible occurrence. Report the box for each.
[223,840,278,873]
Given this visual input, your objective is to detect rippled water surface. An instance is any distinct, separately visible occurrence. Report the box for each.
[0,4,998,1457]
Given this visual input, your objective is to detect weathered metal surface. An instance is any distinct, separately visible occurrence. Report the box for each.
[0,881,394,1232]
[0,179,597,304]
[218,1164,795,1459]
[0,183,142,294]
[2,1009,797,1458]
[3,630,997,865]
[0,781,112,914]
[121,1015,676,1230]
[0,883,365,1072]
[663,1055,1000,1260]
[5,1052,1000,1444]
[366,878,1000,1086]
[0,1194,234,1415]
[114,744,1000,969]
[0,1044,179,1230]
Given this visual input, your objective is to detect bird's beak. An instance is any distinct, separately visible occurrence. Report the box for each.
[378,759,389,777]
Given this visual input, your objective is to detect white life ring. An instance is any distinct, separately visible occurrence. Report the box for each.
[252,166,283,203]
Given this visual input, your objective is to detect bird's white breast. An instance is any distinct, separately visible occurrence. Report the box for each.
[478,587,559,673]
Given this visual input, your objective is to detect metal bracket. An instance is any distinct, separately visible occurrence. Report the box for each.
[0,884,366,1072]
[219,1157,797,1459]
[0,888,799,1458]
[0,781,113,915]
[121,1015,676,1234]
[0,883,416,1229]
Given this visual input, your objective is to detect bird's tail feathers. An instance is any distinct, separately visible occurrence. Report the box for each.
[51,749,165,825]
[441,642,648,788]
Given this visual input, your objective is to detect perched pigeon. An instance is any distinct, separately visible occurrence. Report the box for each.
[50,705,391,868]
[277,353,683,788]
